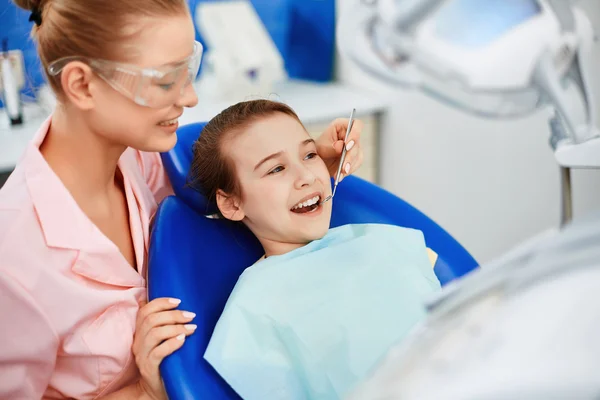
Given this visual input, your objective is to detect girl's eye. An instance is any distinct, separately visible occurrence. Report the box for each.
[268,166,284,175]
[305,152,318,160]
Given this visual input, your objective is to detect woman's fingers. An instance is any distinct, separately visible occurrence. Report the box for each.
[133,299,197,400]
[133,298,196,357]
[148,333,189,367]
[346,145,364,176]
[133,313,197,378]
[334,118,364,180]
[136,297,182,327]
[345,118,363,144]
[330,117,363,143]
[137,309,196,344]
[135,331,188,400]
[334,140,364,182]
[145,323,197,352]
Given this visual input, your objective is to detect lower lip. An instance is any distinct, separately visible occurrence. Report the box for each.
[290,202,324,217]
[158,121,179,134]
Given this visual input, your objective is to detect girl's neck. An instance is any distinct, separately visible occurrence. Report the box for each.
[261,240,306,259]
[40,106,127,204]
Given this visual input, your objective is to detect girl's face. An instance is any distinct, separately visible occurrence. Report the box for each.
[219,113,333,257]
[86,12,199,152]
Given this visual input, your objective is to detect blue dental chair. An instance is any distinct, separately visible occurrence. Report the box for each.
[148,122,479,400]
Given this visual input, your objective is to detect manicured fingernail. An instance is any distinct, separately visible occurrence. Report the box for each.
[344,163,351,174]
[182,311,196,319]
[169,298,181,305]
[346,140,355,151]
[185,324,197,331]
[176,333,186,341]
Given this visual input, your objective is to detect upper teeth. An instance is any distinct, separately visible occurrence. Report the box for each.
[159,118,178,126]
[292,196,320,209]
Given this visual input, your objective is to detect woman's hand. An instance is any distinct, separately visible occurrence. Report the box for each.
[315,117,364,182]
[133,298,197,400]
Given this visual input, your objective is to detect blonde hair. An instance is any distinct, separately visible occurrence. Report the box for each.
[13,0,189,98]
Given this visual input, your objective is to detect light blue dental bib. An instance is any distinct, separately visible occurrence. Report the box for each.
[204,223,441,400]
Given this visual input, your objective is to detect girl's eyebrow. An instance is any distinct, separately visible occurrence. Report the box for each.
[253,139,315,171]
[254,151,283,171]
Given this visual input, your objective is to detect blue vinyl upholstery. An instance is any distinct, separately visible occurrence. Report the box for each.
[148,122,479,399]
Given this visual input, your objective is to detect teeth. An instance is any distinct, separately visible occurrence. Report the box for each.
[292,195,320,210]
[159,118,178,126]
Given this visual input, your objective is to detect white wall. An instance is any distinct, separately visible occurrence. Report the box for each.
[335,0,600,264]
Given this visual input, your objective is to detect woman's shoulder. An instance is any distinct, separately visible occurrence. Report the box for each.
[0,161,31,203]
[0,167,65,284]
[0,165,37,245]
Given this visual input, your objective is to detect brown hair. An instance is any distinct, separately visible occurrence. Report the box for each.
[13,0,189,97]
[189,100,304,216]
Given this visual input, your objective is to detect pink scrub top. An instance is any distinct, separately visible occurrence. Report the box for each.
[0,117,173,399]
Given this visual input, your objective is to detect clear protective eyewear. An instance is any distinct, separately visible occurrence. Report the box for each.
[47,41,203,108]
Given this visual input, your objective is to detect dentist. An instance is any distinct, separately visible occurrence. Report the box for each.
[0,0,364,399]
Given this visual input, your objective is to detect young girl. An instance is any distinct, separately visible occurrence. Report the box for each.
[0,1,364,398]
[189,100,441,399]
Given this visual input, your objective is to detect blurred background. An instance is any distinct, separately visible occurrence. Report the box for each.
[1,0,599,264]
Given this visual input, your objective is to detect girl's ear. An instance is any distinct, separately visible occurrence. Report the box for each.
[216,189,245,221]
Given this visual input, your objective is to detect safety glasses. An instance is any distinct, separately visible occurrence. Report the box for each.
[47,41,203,108]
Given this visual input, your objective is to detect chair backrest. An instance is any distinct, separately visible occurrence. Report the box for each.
[148,122,479,400]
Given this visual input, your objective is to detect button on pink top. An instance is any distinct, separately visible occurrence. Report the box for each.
[0,117,173,399]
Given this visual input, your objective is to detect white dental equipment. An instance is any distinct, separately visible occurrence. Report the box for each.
[335,1,600,399]
[194,0,287,102]
[337,0,599,226]
[0,39,24,126]
[321,108,356,204]
[346,210,600,400]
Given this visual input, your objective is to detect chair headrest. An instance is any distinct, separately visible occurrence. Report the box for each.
[161,122,219,215]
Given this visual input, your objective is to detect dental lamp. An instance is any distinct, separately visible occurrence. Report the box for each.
[337,1,600,399]
[337,0,599,226]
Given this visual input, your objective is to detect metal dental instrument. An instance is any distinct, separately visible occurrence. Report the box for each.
[321,108,355,204]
